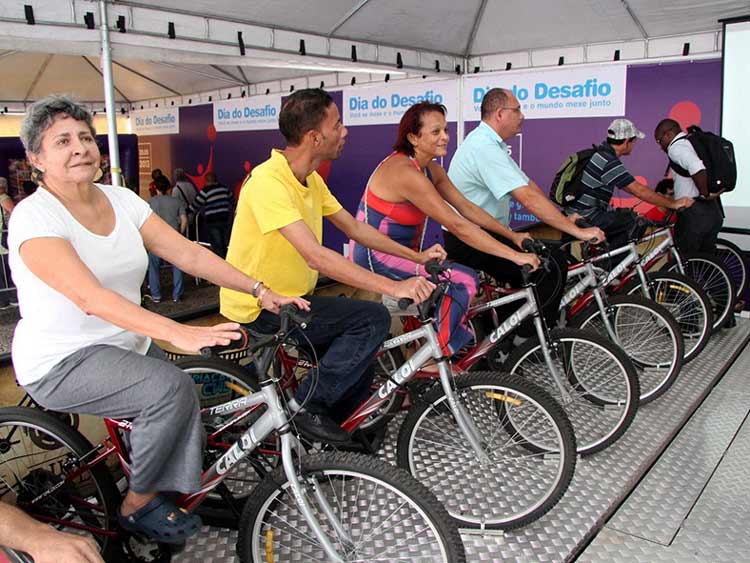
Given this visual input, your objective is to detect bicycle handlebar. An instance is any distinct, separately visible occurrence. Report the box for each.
[200,305,312,358]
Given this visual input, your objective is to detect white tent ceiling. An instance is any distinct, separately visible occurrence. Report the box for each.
[0,0,746,107]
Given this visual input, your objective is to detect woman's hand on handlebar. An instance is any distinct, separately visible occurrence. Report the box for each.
[259,289,311,314]
[513,251,541,271]
[169,322,243,353]
[417,243,447,264]
[392,277,435,304]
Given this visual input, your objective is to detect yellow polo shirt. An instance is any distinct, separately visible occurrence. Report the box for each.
[220,150,343,323]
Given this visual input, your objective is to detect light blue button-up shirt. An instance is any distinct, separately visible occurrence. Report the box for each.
[448,121,529,225]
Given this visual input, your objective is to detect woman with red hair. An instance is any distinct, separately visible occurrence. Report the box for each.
[350,101,539,355]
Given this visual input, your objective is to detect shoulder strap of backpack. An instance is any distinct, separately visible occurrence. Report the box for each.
[666,135,692,178]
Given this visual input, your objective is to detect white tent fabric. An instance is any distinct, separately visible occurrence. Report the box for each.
[0,0,746,107]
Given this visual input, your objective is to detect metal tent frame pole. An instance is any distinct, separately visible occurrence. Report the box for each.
[98,0,122,187]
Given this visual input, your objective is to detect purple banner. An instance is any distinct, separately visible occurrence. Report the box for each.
[161,59,721,248]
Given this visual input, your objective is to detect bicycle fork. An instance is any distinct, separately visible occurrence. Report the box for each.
[421,325,491,464]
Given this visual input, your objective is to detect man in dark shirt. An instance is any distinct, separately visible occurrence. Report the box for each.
[189,172,235,258]
[567,118,692,250]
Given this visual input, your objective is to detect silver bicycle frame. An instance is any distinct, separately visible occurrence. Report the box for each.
[464,287,573,401]
[565,227,685,299]
[380,323,490,462]
[188,378,349,562]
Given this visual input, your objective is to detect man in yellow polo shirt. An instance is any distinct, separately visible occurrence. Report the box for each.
[221,89,442,442]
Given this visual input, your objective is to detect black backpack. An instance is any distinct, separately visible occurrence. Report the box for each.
[668,126,736,193]
[550,145,597,207]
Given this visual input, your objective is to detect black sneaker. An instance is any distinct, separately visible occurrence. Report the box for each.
[293,411,351,444]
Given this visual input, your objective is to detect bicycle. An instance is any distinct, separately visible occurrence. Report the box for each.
[566,215,715,362]
[554,239,684,403]
[582,213,735,334]
[442,242,639,457]
[0,306,466,563]
[181,261,578,531]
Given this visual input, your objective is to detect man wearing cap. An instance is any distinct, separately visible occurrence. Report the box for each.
[566,118,693,250]
[654,118,723,253]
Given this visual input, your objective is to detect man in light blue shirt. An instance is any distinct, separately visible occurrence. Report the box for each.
[445,87,604,335]
[448,120,529,225]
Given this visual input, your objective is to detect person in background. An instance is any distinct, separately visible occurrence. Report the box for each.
[172,168,198,240]
[655,118,723,253]
[0,177,15,218]
[565,118,692,251]
[0,177,15,250]
[172,168,198,209]
[9,94,308,547]
[643,178,677,223]
[0,502,103,563]
[148,168,163,198]
[189,171,234,258]
[146,175,187,303]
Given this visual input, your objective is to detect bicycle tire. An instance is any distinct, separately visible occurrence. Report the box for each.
[715,238,747,299]
[396,371,576,529]
[505,327,639,456]
[621,271,713,363]
[176,357,274,503]
[570,295,684,404]
[666,252,737,332]
[0,406,121,561]
[237,451,465,563]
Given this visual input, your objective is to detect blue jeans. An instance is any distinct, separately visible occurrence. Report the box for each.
[246,295,390,421]
[148,253,184,301]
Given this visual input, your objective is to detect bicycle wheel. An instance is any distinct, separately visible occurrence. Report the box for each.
[0,406,121,561]
[570,295,684,404]
[667,253,736,332]
[622,271,712,363]
[715,238,746,300]
[396,371,576,529]
[505,327,639,456]
[237,451,465,563]
[176,357,273,501]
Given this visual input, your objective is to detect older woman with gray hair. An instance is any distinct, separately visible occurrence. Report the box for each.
[8,95,309,546]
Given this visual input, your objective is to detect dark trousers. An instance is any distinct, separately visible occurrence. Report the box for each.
[674,199,723,254]
[205,219,230,259]
[246,295,391,421]
[588,208,646,252]
[444,230,568,337]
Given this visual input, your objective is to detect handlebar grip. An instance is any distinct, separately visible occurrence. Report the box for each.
[398,297,414,310]
[424,258,445,276]
[521,264,534,276]
[575,218,591,228]
[522,238,536,252]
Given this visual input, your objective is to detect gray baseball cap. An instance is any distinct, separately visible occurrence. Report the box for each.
[607,118,645,140]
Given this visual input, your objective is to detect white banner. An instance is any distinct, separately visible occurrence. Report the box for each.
[213,94,281,132]
[343,80,458,126]
[463,65,627,121]
[130,107,179,136]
